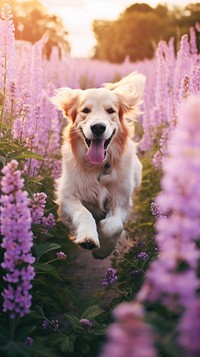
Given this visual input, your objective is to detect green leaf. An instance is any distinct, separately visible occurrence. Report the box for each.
[29,310,44,320]
[0,155,6,166]
[93,328,106,336]
[60,336,75,353]
[0,142,19,151]
[81,305,103,320]
[34,262,53,272]
[137,222,154,228]
[16,325,36,341]
[0,340,30,357]
[8,151,45,161]
[0,325,10,344]
[34,263,62,280]
[80,342,91,355]
[52,335,75,353]
[64,315,82,329]
[34,243,61,261]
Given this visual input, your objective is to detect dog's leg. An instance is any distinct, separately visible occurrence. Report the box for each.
[93,206,128,259]
[59,196,100,249]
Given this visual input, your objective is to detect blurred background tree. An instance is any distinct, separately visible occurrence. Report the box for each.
[93,2,200,63]
[5,0,70,58]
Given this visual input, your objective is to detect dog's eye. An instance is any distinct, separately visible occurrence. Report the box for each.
[82,107,91,114]
[106,108,115,114]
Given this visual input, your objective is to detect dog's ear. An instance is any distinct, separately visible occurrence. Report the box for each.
[104,72,146,117]
[50,88,81,122]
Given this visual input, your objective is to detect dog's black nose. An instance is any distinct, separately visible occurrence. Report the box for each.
[91,123,106,136]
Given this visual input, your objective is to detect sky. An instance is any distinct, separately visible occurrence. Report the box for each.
[40,0,197,57]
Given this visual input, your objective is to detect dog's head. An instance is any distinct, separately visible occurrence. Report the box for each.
[51,72,145,165]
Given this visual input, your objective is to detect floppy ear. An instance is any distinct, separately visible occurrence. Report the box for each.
[104,72,146,117]
[50,88,81,121]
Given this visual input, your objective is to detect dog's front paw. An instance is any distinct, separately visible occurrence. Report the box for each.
[92,246,112,259]
[75,229,100,250]
[92,217,123,259]
[99,217,123,237]
[79,238,99,250]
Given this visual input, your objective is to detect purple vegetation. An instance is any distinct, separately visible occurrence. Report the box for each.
[0,160,35,318]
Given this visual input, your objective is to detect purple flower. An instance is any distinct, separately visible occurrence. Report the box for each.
[137,252,149,261]
[51,319,59,331]
[42,320,49,329]
[174,34,190,100]
[135,240,144,249]
[154,41,169,125]
[80,318,93,329]
[123,96,200,356]
[1,4,12,20]
[129,269,141,278]
[178,300,200,356]
[100,303,157,357]
[30,192,47,224]
[189,26,198,55]
[138,96,200,325]
[0,4,16,93]
[13,104,32,140]
[42,213,55,229]
[51,159,62,179]
[42,319,59,331]
[102,268,118,287]
[0,160,35,319]
[150,202,165,220]
[195,22,200,32]
[57,251,67,260]
[152,151,162,169]
[25,336,33,346]
[190,64,200,96]
[178,75,191,103]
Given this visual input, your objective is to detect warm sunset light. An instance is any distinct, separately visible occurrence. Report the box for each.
[40,0,199,57]
[0,0,200,356]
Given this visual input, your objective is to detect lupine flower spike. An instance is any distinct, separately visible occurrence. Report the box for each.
[0,160,35,318]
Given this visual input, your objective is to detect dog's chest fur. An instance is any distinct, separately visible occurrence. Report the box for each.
[73,164,116,218]
[59,140,137,225]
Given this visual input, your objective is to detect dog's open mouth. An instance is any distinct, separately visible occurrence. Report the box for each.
[85,134,113,150]
[83,130,115,165]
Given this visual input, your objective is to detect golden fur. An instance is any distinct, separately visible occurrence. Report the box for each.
[51,72,145,259]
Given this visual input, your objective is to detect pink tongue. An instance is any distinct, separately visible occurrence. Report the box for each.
[87,139,105,164]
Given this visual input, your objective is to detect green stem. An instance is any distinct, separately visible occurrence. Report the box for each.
[44,258,58,265]
[10,318,16,340]
[122,256,136,266]
[122,256,146,275]
[41,314,64,335]
[40,130,51,174]
[110,286,132,301]
[27,137,34,184]
[44,204,57,214]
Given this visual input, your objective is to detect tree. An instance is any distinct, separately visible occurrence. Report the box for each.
[93,2,200,63]
[124,3,153,14]
[6,0,70,57]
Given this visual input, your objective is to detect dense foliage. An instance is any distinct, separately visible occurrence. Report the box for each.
[93,2,200,62]
[0,3,200,357]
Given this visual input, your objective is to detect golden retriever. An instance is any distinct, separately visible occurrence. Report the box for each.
[51,72,145,259]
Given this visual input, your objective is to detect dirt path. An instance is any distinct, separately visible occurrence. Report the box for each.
[70,231,132,305]
[72,249,116,303]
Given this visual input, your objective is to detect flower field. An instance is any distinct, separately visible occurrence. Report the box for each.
[0,3,200,357]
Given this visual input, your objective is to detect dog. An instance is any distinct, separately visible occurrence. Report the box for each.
[51,72,145,259]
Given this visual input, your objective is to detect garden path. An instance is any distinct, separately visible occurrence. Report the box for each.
[70,231,132,305]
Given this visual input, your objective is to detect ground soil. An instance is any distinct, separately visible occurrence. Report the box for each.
[69,231,133,306]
